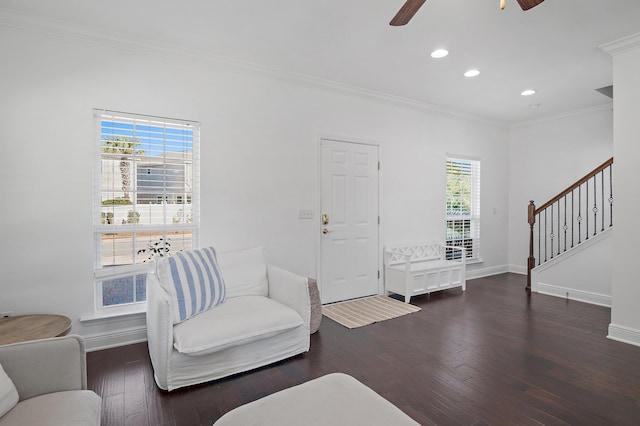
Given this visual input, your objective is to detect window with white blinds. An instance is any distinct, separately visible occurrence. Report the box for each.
[93,109,200,312]
[446,157,480,260]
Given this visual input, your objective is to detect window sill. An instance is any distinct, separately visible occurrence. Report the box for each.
[80,307,146,325]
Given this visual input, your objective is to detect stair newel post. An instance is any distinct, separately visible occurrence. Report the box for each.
[527,200,536,292]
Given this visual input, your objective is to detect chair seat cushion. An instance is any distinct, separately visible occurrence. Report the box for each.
[0,390,101,426]
[173,296,304,356]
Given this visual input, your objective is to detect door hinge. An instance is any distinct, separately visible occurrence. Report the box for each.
[378,270,380,279]
[378,161,381,170]
[378,216,380,225]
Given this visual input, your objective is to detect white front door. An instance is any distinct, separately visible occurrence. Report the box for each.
[320,139,379,304]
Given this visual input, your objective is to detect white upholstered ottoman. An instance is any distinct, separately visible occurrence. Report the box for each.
[213,373,419,425]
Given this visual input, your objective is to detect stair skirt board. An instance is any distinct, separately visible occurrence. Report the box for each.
[534,282,611,307]
[530,229,612,307]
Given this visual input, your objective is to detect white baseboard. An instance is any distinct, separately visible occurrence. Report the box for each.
[508,264,527,275]
[84,326,147,352]
[467,264,509,280]
[608,323,640,348]
[535,282,611,307]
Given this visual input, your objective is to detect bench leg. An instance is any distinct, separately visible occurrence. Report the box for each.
[404,294,411,304]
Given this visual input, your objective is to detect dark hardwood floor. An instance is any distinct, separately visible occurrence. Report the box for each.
[87,273,640,425]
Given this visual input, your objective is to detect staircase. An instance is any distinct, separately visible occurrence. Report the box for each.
[527,157,614,293]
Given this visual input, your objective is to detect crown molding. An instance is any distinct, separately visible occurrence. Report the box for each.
[0,7,506,129]
[510,103,613,129]
[600,32,640,56]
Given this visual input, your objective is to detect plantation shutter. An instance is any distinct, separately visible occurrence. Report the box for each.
[446,157,480,260]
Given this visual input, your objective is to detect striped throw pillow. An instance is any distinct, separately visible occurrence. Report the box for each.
[159,247,227,323]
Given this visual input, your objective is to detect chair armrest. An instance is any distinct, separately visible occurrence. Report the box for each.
[0,334,86,401]
[145,272,174,391]
[267,265,311,332]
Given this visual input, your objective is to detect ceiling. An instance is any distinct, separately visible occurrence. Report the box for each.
[2,0,640,125]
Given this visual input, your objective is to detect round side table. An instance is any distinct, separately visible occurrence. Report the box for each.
[0,314,72,346]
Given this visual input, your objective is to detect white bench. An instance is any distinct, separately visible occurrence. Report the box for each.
[384,241,466,303]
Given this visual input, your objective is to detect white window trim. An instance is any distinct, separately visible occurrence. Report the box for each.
[92,109,200,315]
[445,155,481,261]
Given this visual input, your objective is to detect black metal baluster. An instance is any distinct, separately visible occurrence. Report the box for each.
[544,208,548,262]
[537,215,541,266]
[593,175,598,236]
[609,163,614,227]
[571,190,574,248]
[563,195,567,252]
[577,186,582,244]
[549,203,555,259]
[585,180,589,241]
[557,200,561,255]
[601,170,605,232]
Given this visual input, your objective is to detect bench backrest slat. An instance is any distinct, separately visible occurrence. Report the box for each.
[384,241,443,266]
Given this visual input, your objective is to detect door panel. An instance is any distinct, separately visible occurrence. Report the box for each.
[320,139,379,304]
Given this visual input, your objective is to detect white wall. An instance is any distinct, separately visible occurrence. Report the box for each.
[507,108,614,274]
[605,35,640,347]
[0,20,509,349]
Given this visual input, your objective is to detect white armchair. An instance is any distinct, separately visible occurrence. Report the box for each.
[0,335,101,426]
[146,246,310,391]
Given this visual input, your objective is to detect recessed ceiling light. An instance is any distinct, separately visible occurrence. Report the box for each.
[521,89,537,96]
[464,69,480,78]
[430,49,449,59]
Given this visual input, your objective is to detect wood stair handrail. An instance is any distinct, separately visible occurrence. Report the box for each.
[534,157,614,215]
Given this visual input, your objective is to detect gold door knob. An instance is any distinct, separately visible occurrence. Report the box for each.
[322,228,332,234]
